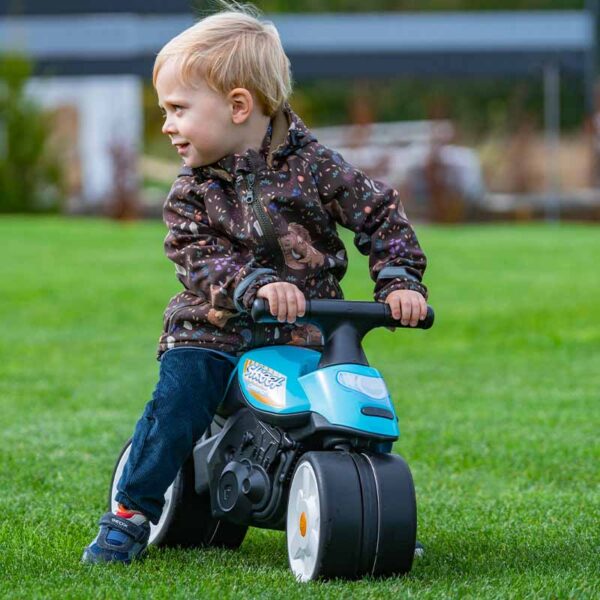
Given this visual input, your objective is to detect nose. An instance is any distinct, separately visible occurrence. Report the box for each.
[162,115,177,136]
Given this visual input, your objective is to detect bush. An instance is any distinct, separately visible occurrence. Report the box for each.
[0,54,64,213]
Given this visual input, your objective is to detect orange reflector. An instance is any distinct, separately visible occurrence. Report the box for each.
[299,512,307,537]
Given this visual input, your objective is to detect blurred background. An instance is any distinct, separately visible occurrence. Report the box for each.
[1,0,600,223]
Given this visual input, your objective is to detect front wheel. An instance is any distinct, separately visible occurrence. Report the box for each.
[286,451,416,581]
[109,438,247,549]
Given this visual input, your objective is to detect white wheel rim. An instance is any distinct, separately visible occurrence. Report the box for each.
[110,443,175,546]
[287,461,321,582]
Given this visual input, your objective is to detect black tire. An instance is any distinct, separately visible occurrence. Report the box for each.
[286,451,363,581]
[360,452,417,577]
[285,450,416,581]
[109,438,247,549]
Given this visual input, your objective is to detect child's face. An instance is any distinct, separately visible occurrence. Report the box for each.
[156,59,236,168]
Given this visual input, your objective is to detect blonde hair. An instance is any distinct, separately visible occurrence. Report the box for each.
[153,2,292,116]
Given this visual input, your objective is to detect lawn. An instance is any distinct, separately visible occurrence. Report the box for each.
[1,217,598,599]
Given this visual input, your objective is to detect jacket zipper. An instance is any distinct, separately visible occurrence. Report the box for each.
[242,162,287,348]
[166,304,194,333]
[243,171,286,276]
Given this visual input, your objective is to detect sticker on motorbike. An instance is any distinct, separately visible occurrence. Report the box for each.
[242,359,287,408]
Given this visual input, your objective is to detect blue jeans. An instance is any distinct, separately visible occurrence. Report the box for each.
[115,347,237,524]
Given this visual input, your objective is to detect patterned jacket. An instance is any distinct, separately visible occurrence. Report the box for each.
[157,104,427,358]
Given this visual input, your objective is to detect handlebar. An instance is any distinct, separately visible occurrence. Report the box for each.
[251,298,434,330]
[251,298,434,367]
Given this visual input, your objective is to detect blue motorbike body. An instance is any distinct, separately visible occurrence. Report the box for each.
[230,345,399,440]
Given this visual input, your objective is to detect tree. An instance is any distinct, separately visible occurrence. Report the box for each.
[0,54,63,213]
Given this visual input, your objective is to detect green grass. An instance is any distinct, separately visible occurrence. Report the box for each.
[1,217,598,599]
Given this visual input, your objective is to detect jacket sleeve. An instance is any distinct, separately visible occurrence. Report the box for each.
[163,176,280,313]
[311,144,427,301]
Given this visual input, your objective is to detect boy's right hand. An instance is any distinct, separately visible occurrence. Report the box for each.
[256,282,306,323]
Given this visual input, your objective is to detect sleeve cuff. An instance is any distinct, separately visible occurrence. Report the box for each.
[233,268,281,312]
[376,266,421,283]
[375,278,428,303]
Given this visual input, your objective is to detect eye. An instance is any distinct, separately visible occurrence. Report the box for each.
[173,105,184,113]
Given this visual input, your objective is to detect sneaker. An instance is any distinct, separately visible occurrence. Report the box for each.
[81,512,151,564]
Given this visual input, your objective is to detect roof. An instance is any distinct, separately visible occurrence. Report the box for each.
[0,11,595,78]
[279,12,594,54]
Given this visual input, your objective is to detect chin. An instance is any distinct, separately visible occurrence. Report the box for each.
[185,157,209,168]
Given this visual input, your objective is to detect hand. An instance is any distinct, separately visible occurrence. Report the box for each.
[385,289,427,327]
[256,282,306,323]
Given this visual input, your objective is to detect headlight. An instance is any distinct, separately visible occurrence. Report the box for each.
[336,371,389,400]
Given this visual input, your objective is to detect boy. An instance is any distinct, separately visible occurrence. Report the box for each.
[83,4,428,564]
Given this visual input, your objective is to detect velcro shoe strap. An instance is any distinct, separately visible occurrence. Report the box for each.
[99,513,147,543]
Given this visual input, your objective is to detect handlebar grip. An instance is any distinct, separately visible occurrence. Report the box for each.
[250,298,275,323]
[384,304,435,329]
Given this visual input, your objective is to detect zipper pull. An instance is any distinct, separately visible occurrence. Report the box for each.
[243,174,256,203]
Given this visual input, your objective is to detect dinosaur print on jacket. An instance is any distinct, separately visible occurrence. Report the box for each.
[281,223,325,270]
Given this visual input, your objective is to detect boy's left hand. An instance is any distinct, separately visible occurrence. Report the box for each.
[385,289,427,327]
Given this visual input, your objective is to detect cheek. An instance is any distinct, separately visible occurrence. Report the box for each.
[190,123,218,147]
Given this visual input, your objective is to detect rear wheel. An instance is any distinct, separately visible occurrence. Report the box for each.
[109,438,247,549]
[286,451,416,581]
[364,452,417,576]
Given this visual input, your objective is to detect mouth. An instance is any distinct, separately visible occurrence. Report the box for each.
[172,142,190,155]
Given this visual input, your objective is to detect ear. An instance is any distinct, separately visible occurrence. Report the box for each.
[227,88,254,124]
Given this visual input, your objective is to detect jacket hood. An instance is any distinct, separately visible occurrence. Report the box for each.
[185,103,317,182]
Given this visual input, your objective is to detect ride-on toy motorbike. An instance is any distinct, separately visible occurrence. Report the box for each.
[110,298,434,581]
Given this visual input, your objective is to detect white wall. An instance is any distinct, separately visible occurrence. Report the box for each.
[25,75,143,206]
